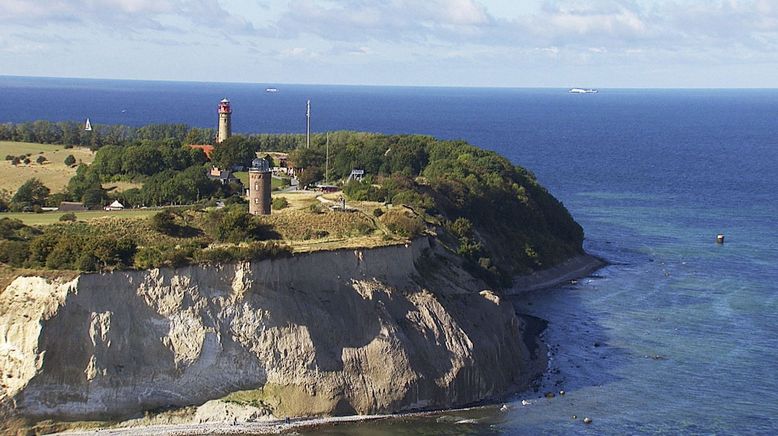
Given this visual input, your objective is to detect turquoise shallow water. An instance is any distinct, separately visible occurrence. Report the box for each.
[2,79,777,433]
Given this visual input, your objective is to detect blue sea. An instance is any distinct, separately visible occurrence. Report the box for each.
[2,76,778,434]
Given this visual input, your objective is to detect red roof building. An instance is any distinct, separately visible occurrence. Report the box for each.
[188,144,215,160]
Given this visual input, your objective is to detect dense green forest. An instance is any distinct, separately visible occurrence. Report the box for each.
[2,121,584,281]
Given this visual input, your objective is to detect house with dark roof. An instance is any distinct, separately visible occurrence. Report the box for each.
[208,167,242,186]
[58,201,87,211]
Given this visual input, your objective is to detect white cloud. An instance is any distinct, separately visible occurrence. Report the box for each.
[256,0,495,42]
[0,0,253,33]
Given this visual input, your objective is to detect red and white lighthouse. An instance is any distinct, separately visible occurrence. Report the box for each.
[216,98,232,144]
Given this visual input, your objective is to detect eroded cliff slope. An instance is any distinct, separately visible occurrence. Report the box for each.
[0,238,544,425]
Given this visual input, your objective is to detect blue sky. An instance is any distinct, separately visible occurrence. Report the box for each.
[1,0,777,87]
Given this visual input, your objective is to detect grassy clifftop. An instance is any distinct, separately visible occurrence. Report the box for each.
[0,132,584,288]
[310,133,585,281]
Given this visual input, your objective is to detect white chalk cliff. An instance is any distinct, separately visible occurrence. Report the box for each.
[0,238,545,424]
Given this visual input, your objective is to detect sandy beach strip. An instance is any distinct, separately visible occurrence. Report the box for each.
[505,254,606,295]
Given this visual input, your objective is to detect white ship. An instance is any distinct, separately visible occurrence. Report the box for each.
[569,88,598,94]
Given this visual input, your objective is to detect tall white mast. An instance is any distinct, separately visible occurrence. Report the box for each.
[306,100,311,149]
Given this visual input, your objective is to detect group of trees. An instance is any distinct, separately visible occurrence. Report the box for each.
[119,166,224,207]
[274,131,583,279]
[90,141,207,178]
[4,178,51,212]
[0,218,137,271]
[0,204,289,272]
[0,121,212,150]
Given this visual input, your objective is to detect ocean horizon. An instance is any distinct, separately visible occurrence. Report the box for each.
[2,75,777,434]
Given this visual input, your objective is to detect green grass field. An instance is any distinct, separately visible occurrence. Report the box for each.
[1,209,158,226]
[0,141,95,194]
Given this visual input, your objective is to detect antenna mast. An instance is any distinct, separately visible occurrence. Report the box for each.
[306,100,311,149]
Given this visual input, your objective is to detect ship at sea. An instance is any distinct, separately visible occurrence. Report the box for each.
[569,88,598,94]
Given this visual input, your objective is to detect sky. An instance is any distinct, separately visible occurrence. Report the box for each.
[1,0,777,88]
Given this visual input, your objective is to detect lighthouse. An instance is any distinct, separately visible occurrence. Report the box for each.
[248,158,272,215]
[216,98,232,143]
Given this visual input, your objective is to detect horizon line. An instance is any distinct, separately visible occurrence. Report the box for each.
[2,74,777,91]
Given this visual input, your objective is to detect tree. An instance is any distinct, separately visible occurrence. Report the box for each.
[67,165,103,202]
[64,154,76,166]
[288,147,325,169]
[297,166,323,189]
[12,178,50,210]
[81,187,107,209]
[211,136,256,169]
[89,144,123,176]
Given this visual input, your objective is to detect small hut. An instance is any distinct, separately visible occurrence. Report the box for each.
[105,200,125,211]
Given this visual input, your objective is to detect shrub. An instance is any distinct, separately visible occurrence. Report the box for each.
[134,247,166,269]
[151,210,179,235]
[76,253,98,272]
[193,247,236,264]
[0,218,28,240]
[45,235,84,269]
[204,206,279,243]
[302,228,329,240]
[381,209,424,238]
[90,236,137,268]
[59,212,77,222]
[64,155,76,166]
[5,155,13,161]
[391,189,433,210]
[350,222,373,236]
[271,197,289,210]
[23,158,31,165]
[236,241,293,261]
[27,232,60,267]
[0,240,30,267]
[449,217,473,239]
[309,203,324,214]
[343,180,387,202]
[372,208,384,217]
[36,155,47,164]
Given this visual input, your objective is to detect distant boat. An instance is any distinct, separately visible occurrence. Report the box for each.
[265,87,279,93]
[569,88,598,94]
[84,118,92,131]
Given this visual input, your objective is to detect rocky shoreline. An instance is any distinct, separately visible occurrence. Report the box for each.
[507,254,607,295]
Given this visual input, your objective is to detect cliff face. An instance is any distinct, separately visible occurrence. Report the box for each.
[0,238,544,422]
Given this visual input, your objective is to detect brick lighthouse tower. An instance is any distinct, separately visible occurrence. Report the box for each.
[216,98,232,143]
[248,158,272,215]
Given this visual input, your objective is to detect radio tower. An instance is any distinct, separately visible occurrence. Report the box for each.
[306,99,311,148]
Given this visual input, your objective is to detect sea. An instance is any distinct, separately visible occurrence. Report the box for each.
[2,76,778,434]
